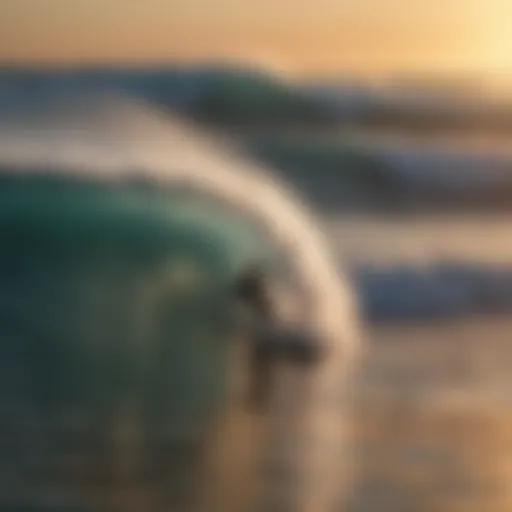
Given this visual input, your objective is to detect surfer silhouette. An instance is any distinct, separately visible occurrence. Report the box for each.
[234,262,324,410]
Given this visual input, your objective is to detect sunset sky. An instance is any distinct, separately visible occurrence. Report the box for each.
[0,0,510,76]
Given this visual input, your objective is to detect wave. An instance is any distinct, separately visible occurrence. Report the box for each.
[0,92,356,341]
[354,262,512,322]
[0,93,357,510]
[0,65,327,126]
[3,66,512,210]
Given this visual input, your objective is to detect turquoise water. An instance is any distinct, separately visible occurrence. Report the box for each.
[0,174,276,483]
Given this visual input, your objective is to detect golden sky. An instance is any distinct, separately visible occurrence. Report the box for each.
[0,0,509,75]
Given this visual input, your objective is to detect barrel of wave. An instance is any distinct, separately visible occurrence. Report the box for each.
[0,96,358,512]
[0,173,278,508]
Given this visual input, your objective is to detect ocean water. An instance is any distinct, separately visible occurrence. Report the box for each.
[324,214,512,321]
[3,73,512,510]
[0,175,271,509]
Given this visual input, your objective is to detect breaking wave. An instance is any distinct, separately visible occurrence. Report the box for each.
[0,92,357,511]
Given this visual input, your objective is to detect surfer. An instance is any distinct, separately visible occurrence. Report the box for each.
[234,262,325,409]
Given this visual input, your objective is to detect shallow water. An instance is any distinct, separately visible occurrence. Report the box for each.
[350,318,512,512]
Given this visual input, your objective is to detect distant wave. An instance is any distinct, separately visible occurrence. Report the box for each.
[354,262,512,321]
[3,66,512,209]
[250,133,512,213]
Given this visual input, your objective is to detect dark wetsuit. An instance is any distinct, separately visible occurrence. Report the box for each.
[234,266,276,409]
[234,266,275,321]
[234,265,324,410]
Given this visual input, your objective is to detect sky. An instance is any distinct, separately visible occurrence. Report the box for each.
[0,0,510,76]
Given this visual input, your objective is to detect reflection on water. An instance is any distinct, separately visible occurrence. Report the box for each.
[350,318,512,512]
